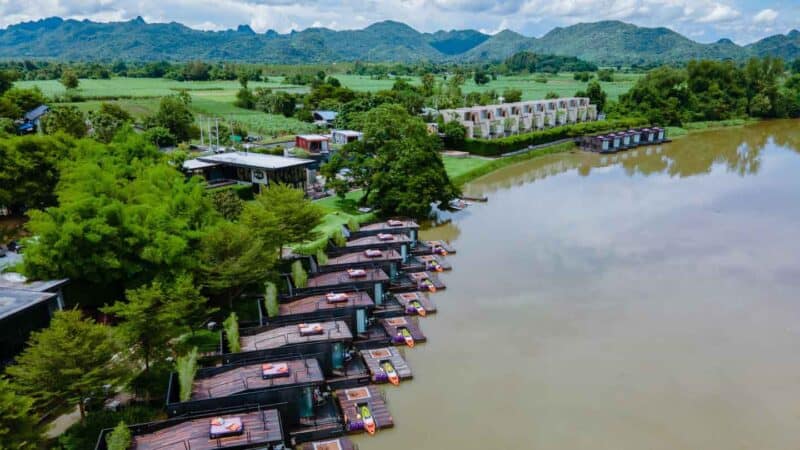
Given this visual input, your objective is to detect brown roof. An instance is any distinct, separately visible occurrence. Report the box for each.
[279,291,373,316]
[240,321,352,352]
[306,269,388,288]
[345,235,411,247]
[132,409,283,450]
[191,358,323,400]
[323,249,402,266]
[358,220,419,232]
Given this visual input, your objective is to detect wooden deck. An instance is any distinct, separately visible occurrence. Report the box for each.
[132,409,283,450]
[336,386,394,434]
[298,437,358,450]
[344,234,411,249]
[379,316,426,347]
[321,249,402,269]
[356,220,419,233]
[411,240,456,256]
[240,321,352,352]
[306,269,388,289]
[391,271,445,293]
[393,291,437,316]
[279,292,373,317]
[359,347,412,384]
[402,254,452,273]
[191,359,323,400]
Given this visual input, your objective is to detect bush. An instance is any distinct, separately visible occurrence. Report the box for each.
[208,183,254,201]
[176,348,198,402]
[106,421,131,450]
[264,282,279,318]
[222,313,240,353]
[462,118,648,156]
[347,217,360,232]
[315,249,329,265]
[331,228,347,247]
[291,260,308,288]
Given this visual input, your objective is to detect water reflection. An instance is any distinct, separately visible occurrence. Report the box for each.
[465,120,798,197]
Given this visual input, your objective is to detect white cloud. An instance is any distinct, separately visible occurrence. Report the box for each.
[753,8,778,24]
[696,3,740,23]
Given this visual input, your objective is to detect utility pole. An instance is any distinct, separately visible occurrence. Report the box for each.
[215,118,220,150]
[199,115,204,146]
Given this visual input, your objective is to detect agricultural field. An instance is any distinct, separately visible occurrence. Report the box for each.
[16,72,639,139]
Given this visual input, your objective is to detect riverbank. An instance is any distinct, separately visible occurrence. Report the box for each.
[666,118,758,139]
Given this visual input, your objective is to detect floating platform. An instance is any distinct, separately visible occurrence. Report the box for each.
[299,437,358,450]
[402,254,452,273]
[411,240,456,256]
[317,249,402,273]
[277,291,374,324]
[347,219,419,238]
[240,321,352,353]
[360,347,412,385]
[305,269,389,291]
[190,358,324,401]
[393,291,437,316]
[380,316,426,348]
[336,386,394,435]
[332,234,413,255]
[391,271,445,293]
[131,408,284,450]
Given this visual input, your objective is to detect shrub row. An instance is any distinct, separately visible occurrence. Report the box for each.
[462,118,649,156]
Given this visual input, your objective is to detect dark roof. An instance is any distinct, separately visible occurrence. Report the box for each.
[312,110,337,122]
[24,105,49,121]
[0,288,56,321]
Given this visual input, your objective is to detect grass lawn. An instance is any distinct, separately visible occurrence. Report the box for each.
[442,155,493,180]
[296,191,374,254]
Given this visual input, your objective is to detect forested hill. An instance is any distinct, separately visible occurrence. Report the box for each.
[0,17,798,64]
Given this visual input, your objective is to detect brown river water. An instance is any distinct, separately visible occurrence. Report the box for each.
[351,120,800,450]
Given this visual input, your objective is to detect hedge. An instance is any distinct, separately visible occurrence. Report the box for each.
[208,183,254,201]
[462,118,649,156]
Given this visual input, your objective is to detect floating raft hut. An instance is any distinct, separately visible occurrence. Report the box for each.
[380,316,426,347]
[305,269,389,291]
[337,386,394,434]
[360,347,412,384]
[333,234,413,254]
[402,254,452,273]
[276,291,374,332]
[391,271,445,293]
[345,219,420,241]
[411,240,456,256]
[299,437,358,450]
[315,249,403,273]
[393,291,437,316]
[581,127,668,153]
[166,358,324,417]
[123,408,284,450]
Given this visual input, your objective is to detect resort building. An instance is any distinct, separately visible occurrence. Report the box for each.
[0,273,67,366]
[183,152,314,191]
[330,130,363,145]
[438,97,598,139]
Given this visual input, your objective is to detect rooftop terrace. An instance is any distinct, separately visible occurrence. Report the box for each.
[191,358,324,400]
[240,321,352,352]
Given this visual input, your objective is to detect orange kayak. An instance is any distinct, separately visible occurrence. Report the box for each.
[361,405,376,435]
[400,328,414,348]
[381,361,400,385]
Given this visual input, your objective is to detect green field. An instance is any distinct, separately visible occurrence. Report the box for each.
[17,72,639,138]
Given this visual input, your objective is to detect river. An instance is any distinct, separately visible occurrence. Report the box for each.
[352,120,800,450]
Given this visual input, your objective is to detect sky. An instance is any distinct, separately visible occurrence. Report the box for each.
[1,0,798,45]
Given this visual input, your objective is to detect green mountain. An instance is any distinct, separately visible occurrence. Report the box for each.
[0,17,797,64]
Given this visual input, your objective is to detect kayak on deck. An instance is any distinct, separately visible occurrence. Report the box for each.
[399,328,414,348]
[381,361,400,385]
[360,404,376,435]
[410,300,426,317]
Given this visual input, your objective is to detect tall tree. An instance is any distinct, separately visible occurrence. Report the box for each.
[102,274,210,371]
[60,69,80,90]
[6,310,124,420]
[322,103,457,218]
[251,184,323,251]
[0,134,72,213]
[0,378,43,450]
[41,105,87,138]
[0,69,18,96]
[147,94,196,143]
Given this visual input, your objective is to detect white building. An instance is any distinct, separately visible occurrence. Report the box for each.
[439,97,598,139]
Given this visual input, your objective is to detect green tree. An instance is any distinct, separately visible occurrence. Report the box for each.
[3,87,47,114]
[102,274,209,371]
[6,310,124,420]
[0,69,18,96]
[148,94,196,143]
[791,59,800,74]
[322,103,457,218]
[441,120,466,149]
[0,378,43,450]
[41,105,87,138]
[251,184,323,250]
[545,91,560,99]
[619,66,691,125]
[234,87,255,109]
[60,69,80,89]
[474,69,490,85]
[143,126,176,148]
[597,69,615,82]
[502,89,523,103]
[576,81,608,113]
[0,134,72,212]
[210,188,245,220]
[106,421,132,450]
[421,73,435,97]
[89,104,132,144]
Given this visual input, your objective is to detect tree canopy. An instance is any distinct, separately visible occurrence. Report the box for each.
[0,378,43,450]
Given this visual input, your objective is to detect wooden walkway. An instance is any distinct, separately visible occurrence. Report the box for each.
[336,386,394,434]
[359,347,412,384]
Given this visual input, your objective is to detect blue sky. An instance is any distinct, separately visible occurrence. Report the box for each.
[1,0,798,44]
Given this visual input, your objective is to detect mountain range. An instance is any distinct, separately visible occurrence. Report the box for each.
[0,17,798,65]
